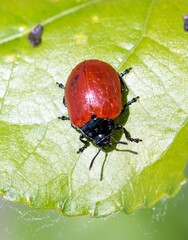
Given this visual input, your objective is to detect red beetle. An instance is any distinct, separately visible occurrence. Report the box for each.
[57,60,141,170]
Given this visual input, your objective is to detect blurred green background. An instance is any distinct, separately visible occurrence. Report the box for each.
[0,181,188,240]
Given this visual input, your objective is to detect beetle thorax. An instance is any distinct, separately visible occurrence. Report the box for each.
[80,116,115,147]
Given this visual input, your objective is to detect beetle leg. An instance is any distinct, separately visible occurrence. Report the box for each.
[121,96,139,114]
[119,76,125,92]
[122,127,142,143]
[77,134,90,153]
[56,82,65,89]
[58,116,69,120]
[119,67,132,92]
[63,96,67,107]
[56,82,67,107]
[115,124,142,143]
[119,67,132,78]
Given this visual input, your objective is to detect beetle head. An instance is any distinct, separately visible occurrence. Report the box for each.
[93,133,111,147]
[80,116,114,147]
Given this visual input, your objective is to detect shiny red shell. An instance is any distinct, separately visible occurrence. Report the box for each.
[65,60,122,128]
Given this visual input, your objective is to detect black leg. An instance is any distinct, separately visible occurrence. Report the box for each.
[56,82,66,106]
[56,82,65,89]
[119,67,132,92]
[77,134,90,153]
[58,116,69,120]
[119,67,132,78]
[121,96,139,114]
[122,127,142,143]
[115,124,142,143]
[63,97,67,107]
[119,75,125,92]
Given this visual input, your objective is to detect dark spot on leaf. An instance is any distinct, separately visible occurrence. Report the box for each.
[183,14,188,31]
[28,24,43,47]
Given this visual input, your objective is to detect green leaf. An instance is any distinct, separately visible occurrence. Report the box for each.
[0,0,187,217]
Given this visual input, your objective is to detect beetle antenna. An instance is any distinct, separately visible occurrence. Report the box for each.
[89,148,102,170]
